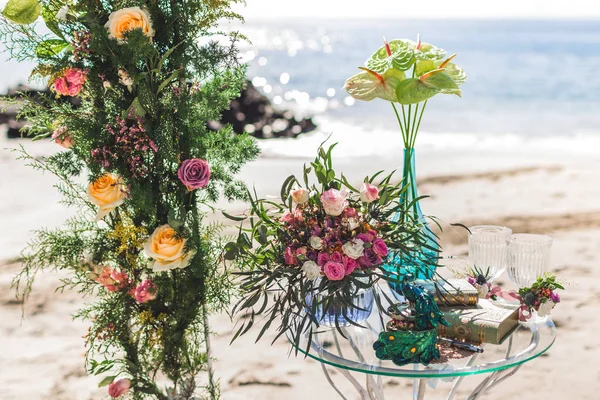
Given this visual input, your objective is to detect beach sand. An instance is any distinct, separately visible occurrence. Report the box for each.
[1,136,599,399]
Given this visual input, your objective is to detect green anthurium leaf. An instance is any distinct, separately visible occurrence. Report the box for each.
[345,67,405,102]
[415,59,435,76]
[395,78,440,105]
[422,72,461,96]
[415,42,446,61]
[41,5,64,39]
[365,39,417,73]
[442,62,467,85]
[34,39,69,59]
[2,0,41,24]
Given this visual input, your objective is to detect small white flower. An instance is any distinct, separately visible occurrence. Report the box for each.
[474,283,489,299]
[537,300,555,317]
[56,6,69,21]
[342,238,364,260]
[309,235,323,250]
[290,186,310,204]
[345,217,360,231]
[118,69,134,92]
[302,261,321,280]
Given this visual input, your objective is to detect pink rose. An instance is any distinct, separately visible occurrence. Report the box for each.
[317,252,330,266]
[360,183,379,203]
[177,158,210,190]
[358,248,383,269]
[290,187,310,204]
[330,251,343,263]
[133,279,157,303]
[296,247,307,257]
[52,68,87,96]
[372,238,388,257]
[323,261,345,281]
[343,207,357,218]
[356,232,374,243]
[51,126,73,148]
[108,379,131,398]
[284,246,297,265]
[343,257,358,275]
[280,208,304,224]
[320,188,348,216]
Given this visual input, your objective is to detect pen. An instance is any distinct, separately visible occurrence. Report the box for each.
[438,337,484,353]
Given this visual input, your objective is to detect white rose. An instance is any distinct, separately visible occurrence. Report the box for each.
[290,186,310,204]
[302,261,321,280]
[342,238,365,260]
[345,217,360,231]
[56,6,69,21]
[320,188,348,216]
[309,236,323,250]
[537,300,555,317]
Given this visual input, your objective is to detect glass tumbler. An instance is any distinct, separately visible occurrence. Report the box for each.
[506,234,553,287]
[468,225,512,282]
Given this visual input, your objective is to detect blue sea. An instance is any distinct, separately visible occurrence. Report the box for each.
[2,18,600,155]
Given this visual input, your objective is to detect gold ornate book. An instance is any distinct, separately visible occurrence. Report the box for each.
[437,300,519,345]
[417,279,479,306]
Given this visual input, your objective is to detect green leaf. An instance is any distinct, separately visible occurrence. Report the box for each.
[223,242,239,260]
[156,41,184,73]
[167,208,184,229]
[2,0,41,24]
[365,39,417,73]
[35,39,68,59]
[237,232,252,249]
[222,211,246,222]
[422,72,461,96]
[395,78,440,105]
[157,70,181,94]
[98,376,116,388]
[41,5,64,39]
[415,59,435,77]
[128,97,146,117]
[344,68,405,102]
[257,225,268,245]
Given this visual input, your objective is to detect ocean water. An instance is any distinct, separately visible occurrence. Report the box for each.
[2,18,600,157]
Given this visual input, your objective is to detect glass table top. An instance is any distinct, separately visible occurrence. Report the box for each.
[288,302,556,379]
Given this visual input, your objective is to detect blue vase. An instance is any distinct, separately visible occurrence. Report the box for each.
[384,148,439,298]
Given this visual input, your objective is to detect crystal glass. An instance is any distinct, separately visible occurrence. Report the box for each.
[468,225,512,282]
[506,234,553,287]
[306,281,375,327]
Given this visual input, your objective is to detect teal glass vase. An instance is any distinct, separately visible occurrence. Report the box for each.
[384,148,439,297]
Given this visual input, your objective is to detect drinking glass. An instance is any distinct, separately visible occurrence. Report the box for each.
[506,234,553,287]
[468,225,512,282]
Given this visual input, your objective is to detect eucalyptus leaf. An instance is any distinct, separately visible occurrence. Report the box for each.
[2,0,41,24]
[365,39,417,73]
[97,375,116,388]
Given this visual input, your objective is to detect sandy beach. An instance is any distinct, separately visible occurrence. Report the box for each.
[1,129,599,399]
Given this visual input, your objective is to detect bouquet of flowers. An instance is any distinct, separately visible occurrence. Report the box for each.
[1,0,258,398]
[510,274,564,321]
[228,143,435,347]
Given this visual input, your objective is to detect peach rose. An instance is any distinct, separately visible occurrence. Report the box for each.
[144,224,195,272]
[87,173,127,221]
[105,7,155,41]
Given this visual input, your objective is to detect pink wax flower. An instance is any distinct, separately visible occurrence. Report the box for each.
[330,251,343,263]
[94,267,129,292]
[343,257,358,275]
[177,158,211,190]
[323,261,345,281]
[133,279,157,303]
[51,126,73,148]
[108,378,131,398]
[317,252,330,267]
[284,246,297,265]
[320,188,348,216]
[280,208,304,224]
[360,183,380,203]
[52,68,87,97]
[372,238,388,257]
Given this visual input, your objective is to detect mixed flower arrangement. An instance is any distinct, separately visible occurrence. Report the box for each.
[510,274,564,321]
[229,143,436,347]
[1,0,258,398]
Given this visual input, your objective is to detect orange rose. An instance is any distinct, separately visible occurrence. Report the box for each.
[105,7,155,41]
[87,173,127,221]
[144,225,195,272]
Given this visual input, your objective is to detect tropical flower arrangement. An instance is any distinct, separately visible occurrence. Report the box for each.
[228,143,437,347]
[344,37,467,281]
[508,274,564,321]
[1,0,258,398]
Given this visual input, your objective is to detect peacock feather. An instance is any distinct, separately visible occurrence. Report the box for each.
[373,329,440,366]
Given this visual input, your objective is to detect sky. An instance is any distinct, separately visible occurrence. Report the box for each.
[235,0,600,19]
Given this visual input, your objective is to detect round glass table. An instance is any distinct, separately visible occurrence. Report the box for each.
[288,303,556,399]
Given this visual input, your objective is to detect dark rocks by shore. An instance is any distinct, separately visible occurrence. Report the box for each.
[1,81,316,139]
